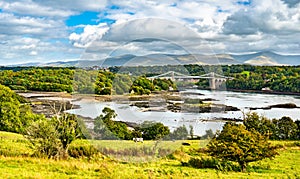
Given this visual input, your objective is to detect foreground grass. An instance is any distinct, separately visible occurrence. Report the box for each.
[0,131,300,178]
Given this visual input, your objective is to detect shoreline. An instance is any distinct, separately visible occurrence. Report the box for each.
[194,87,300,96]
[17,90,300,122]
[225,89,300,96]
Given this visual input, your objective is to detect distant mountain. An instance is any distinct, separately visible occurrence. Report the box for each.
[232,51,299,65]
[9,51,300,67]
[245,56,283,66]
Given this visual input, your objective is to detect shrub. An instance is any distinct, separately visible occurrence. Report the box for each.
[188,157,219,169]
[68,145,99,159]
[187,157,240,172]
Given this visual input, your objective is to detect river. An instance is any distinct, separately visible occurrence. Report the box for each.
[67,90,300,136]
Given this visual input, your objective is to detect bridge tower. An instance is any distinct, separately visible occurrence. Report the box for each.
[171,71,175,81]
[208,72,216,90]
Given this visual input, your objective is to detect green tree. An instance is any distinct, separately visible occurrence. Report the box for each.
[53,113,83,158]
[130,77,154,95]
[141,121,170,140]
[274,116,298,140]
[25,113,84,159]
[170,125,188,140]
[189,125,194,139]
[0,84,36,133]
[0,84,21,132]
[201,129,215,139]
[243,112,276,138]
[94,107,132,140]
[207,123,278,172]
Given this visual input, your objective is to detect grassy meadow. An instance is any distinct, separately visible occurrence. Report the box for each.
[0,131,300,178]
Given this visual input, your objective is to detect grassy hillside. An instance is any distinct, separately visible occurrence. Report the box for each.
[0,131,300,178]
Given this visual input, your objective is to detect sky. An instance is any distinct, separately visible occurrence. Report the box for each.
[0,0,299,65]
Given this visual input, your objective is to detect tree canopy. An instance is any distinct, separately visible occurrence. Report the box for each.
[0,84,38,133]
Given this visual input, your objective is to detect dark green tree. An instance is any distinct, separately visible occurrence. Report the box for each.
[141,121,170,140]
[201,129,215,139]
[170,125,188,140]
[189,125,194,139]
[207,123,278,172]
[243,112,276,138]
[94,107,132,140]
[274,116,298,140]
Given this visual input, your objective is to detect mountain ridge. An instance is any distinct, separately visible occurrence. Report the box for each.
[7,51,300,67]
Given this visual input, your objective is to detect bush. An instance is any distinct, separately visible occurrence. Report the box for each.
[25,114,83,159]
[187,157,240,172]
[25,119,61,158]
[68,145,99,159]
[188,157,219,169]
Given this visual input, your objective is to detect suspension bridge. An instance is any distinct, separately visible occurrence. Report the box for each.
[147,71,234,90]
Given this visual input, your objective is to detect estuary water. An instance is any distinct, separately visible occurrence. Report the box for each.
[67,90,300,136]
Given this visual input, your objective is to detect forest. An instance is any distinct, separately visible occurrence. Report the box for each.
[0,64,299,94]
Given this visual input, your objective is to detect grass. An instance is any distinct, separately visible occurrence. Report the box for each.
[0,131,33,157]
[0,131,300,178]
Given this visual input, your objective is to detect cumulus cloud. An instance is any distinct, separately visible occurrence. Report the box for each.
[69,23,109,48]
[79,18,221,61]
[103,18,199,42]
[223,0,300,35]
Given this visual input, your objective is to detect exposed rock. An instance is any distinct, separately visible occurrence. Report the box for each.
[250,103,298,110]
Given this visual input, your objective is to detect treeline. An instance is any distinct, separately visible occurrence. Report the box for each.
[93,107,191,140]
[243,113,300,140]
[1,65,299,94]
[224,65,300,93]
[0,68,176,95]
[0,68,74,93]
[82,106,300,142]
[110,65,300,93]
[75,69,176,95]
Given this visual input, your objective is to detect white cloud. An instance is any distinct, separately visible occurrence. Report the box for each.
[0,12,67,38]
[29,51,38,56]
[80,18,221,60]
[69,23,109,48]
[0,1,74,18]
[223,0,300,35]
[32,0,107,12]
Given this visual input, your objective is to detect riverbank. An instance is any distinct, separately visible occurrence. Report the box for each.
[227,89,300,96]
[17,91,79,118]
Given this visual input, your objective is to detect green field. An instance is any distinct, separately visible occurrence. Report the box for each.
[0,131,300,179]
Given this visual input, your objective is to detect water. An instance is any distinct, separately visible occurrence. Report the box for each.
[67,90,300,135]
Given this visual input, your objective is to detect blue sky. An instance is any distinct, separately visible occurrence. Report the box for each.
[0,0,299,65]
